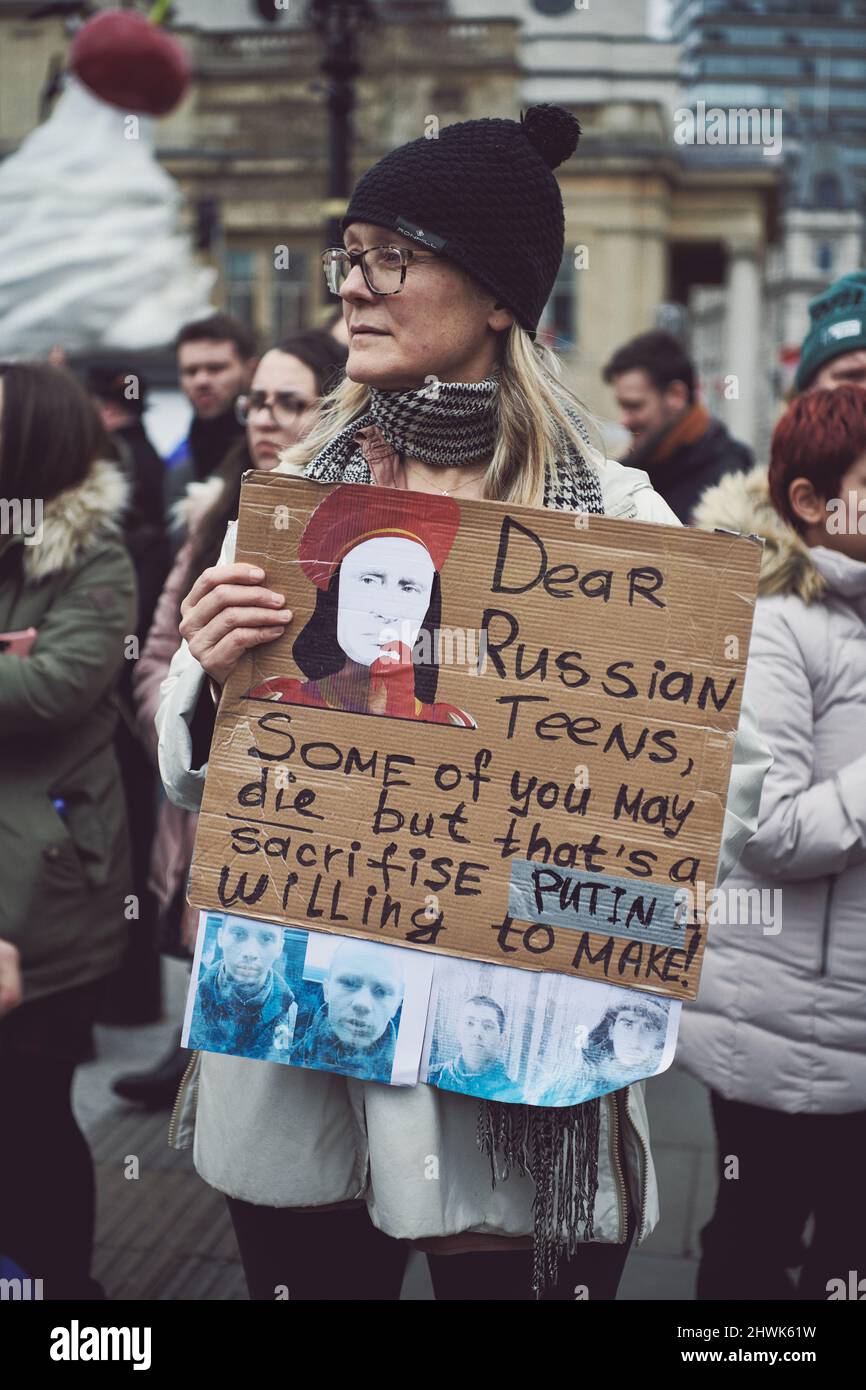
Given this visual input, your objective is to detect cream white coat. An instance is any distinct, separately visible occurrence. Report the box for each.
[156,456,772,1247]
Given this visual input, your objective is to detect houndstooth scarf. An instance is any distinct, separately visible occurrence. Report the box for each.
[303,367,605,1297]
[302,366,606,517]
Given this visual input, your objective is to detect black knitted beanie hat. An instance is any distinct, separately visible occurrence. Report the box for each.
[340,104,581,337]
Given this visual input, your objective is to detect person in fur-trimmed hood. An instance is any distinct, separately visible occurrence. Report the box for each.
[0,360,137,1299]
[678,384,866,1302]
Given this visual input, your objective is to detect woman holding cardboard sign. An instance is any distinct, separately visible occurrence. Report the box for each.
[157,105,771,1300]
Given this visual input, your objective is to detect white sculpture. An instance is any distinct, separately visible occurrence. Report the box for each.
[0,74,215,355]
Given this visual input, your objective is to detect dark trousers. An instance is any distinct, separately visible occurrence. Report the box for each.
[226,1196,634,1302]
[698,1091,866,1301]
[0,980,108,1300]
[0,1052,99,1299]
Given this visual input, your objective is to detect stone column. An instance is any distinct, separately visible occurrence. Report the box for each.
[722,241,762,450]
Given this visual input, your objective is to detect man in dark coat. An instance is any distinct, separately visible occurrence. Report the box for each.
[603,330,752,524]
[292,939,404,1082]
[190,917,297,1062]
[87,366,165,531]
[163,313,256,534]
[86,365,172,1027]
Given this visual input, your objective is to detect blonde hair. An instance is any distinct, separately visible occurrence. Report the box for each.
[275,322,605,507]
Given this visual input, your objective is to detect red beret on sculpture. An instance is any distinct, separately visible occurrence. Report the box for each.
[298,485,461,591]
[71,10,192,117]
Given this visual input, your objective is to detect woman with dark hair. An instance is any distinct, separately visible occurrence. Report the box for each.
[679,384,866,1300]
[113,331,347,1108]
[156,106,770,1300]
[174,328,348,607]
[0,361,136,1298]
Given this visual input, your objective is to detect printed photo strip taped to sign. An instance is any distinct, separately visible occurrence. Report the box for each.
[181,909,680,1105]
[188,473,761,1002]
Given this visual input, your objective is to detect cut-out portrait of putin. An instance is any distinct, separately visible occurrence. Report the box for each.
[244,485,476,726]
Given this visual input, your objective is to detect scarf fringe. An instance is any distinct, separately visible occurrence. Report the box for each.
[476,1096,602,1298]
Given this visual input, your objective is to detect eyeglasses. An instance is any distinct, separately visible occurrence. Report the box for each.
[235,391,315,427]
[321,245,416,296]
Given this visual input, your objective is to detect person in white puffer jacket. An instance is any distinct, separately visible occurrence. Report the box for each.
[678,384,866,1302]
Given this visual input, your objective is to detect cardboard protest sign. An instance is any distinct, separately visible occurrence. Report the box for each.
[188,472,761,1001]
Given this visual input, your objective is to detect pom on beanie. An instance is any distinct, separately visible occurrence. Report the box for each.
[341,105,580,335]
[520,104,581,171]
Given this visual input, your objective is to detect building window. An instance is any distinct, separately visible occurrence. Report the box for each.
[431,86,466,113]
[224,249,257,330]
[816,242,834,272]
[537,253,576,351]
[816,174,843,208]
[531,0,574,14]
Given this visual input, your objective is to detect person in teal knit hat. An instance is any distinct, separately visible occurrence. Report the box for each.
[796,270,866,392]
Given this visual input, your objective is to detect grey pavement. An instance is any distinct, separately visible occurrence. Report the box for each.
[73,958,716,1301]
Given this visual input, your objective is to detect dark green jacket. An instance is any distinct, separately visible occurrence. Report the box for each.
[0,460,137,1005]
